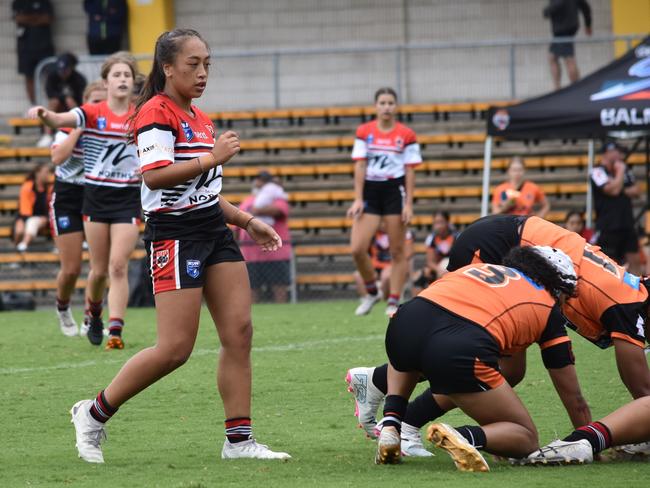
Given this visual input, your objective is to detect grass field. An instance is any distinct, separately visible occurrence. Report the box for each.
[1,301,649,487]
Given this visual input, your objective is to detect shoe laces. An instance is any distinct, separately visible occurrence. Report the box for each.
[83,425,107,448]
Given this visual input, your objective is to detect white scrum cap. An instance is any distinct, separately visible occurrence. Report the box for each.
[530,246,577,289]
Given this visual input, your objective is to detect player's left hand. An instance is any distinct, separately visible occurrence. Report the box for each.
[401,204,412,224]
[246,217,282,252]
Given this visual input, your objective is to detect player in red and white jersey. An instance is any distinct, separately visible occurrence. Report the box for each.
[30,52,142,350]
[347,87,422,317]
[63,29,289,464]
[49,80,106,337]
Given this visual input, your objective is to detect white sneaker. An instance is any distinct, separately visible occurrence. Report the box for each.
[16,242,27,252]
[385,304,398,317]
[221,439,291,460]
[345,367,385,439]
[79,320,89,336]
[375,425,402,464]
[401,422,433,457]
[427,423,490,472]
[355,290,382,316]
[57,308,78,337]
[37,133,53,148]
[70,400,106,463]
[523,439,593,465]
[616,441,650,456]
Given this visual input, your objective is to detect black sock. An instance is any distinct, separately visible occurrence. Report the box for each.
[364,280,378,296]
[455,425,487,450]
[381,395,408,433]
[563,421,612,454]
[89,390,118,423]
[225,417,252,444]
[372,364,388,395]
[56,297,70,312]
[403,389,447,428]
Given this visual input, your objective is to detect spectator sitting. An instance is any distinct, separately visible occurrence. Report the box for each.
[411,210,458,293]
[236,172,293,303]
[492,157,550,218]
[84,0,127,55]
[354,224,414,301]
[14,162,52,252]
[564,210,594,243]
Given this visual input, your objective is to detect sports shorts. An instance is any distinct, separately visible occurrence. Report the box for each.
[145,227,244,295]
[363,177,405,216]
[82,185,142,224]
[49,180,84,236]
[549,38,575,58]
[17,45,54,76]
[385,297,505,394]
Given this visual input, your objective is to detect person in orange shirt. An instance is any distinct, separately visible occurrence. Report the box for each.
[374,246,590,471]
[347,214,650,456]
[491,157,550,218]
[13,162,52,252]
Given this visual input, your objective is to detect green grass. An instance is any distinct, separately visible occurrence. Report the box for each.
[1,301,649,487]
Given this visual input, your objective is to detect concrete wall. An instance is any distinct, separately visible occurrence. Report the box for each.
[0,0,617,116]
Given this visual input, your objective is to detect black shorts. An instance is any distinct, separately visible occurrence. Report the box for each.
[549,39,575,58]
[385,297,504,394]
[82,185,142,223]
[363,178,405,216]
[49,181,84,236]
[17,45,54,76]
[145,228,244,295]
[447,215,524,272]
[597,228,639,264]
[247,260,291,289]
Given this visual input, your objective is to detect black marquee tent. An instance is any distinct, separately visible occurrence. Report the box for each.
[481,35,650,223]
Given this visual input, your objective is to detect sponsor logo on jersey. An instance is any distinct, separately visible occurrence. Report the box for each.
[57,216,70,229]
[366,133,374,144]
[186,259,201,279]
[624,271,641,290]
[181,121,194,142]
[492,109,510,130]
[155,249,169,269]
[97,116,107,130]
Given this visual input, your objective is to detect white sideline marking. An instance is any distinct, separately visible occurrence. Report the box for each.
[0,334,383,376]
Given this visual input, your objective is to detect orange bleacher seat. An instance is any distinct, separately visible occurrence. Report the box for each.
[0,200,18,211]
[296,274,355,285]
[239,140,267,152]
[219,111,255,122]
[254,109,291,123]
[418,134,451,146]
[0,148,17,159]
[326,106,366,119]
[16,147,51,158]
[290,108,328,122]
[267,139,304,151]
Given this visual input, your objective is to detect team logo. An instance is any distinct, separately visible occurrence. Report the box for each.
[366,133,374,144]
[155,249,169,269]
[186,259,201,279]
[181,120,194,142]
[395,136,404,150]
[97,116,107,130]
[492,109,510,131]
[57,216,70,229]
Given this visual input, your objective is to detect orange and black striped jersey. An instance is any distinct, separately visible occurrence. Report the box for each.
[564,243,648,348]
[418,263,570,356]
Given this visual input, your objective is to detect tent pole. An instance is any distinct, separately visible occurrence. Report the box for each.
[586,139,595,229]
[481,136,493,217]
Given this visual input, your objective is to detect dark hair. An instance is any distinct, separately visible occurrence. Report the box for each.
[564,210,585,223]
[433,210,450,222]
[507,156,525,169]
[134,29,209,114]
[26,162,51,183]
[502,246,577,298]
[374,87,398,102]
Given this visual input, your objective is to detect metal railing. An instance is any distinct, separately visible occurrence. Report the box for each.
[34,34,646,110]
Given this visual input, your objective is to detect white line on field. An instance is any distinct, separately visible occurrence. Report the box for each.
[0,334,383,376]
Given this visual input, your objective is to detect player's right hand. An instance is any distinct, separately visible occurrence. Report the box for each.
[346,199,364,219]
[27,106,49,121]
[614,160,626,174]
[211,130,240,165]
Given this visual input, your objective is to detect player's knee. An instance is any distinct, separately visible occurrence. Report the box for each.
[109,259,128,280]
[159,343,193,371]
[221,317,253,352]
[60,268,81,283]
[516,428,539,456]
[351,244,368,261]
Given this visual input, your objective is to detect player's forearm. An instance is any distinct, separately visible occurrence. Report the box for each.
[219,197,253,229]
[404,166,415,207]
[353,161,366,201]
[51,131,82,165]
[548,365,592,428]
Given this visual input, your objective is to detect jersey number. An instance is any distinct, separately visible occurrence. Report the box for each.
[464,264,520,287]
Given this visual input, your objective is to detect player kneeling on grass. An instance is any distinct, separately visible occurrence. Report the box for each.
[521,396,650,465]
[374,246,591,471]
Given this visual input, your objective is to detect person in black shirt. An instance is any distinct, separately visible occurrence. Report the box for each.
[84,0,127,55]
[543,0,592,90]
[45,53,87,111]
[591,141,641,273]
[12,0,55,104]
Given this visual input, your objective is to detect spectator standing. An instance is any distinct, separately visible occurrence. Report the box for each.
[14,162,52,252]
[492,157,550,217]
[236,172,293,303]
[544,0,592,90]
[84,0,127,55]
[12,0,55,104]
[45,53,87,112]
[591,142,641,273]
